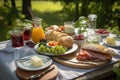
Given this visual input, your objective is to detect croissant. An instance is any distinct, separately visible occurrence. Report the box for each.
[45,30,74,47]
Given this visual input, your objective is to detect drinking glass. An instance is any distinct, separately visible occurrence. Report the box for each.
[64,21,75,35]
[9,30,24,47]
[23,26,32,41]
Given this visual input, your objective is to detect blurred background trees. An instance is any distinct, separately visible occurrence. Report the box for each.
[22,0,31,19]
[0,0,120,41]
[57,0,120,30]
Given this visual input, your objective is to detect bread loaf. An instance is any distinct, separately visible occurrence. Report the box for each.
[45,30,74,47]
[81,43,116,56]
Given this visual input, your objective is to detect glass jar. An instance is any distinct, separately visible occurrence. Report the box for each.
[31,18,45,43]
[64,21,75,35]
[86,14,101,43]
[88,14,97,29]
[23,23,32,40]
[9,30,24,47]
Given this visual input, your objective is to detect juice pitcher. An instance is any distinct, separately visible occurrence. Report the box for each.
[31,18,45,43]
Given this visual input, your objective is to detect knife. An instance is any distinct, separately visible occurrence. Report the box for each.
[30,66,55,80]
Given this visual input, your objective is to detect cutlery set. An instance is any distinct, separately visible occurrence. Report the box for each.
[30,66,55,80]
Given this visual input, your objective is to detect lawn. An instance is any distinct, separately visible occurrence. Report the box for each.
[0,1,69,41]
[31,1,70,26]
[32,1,63,12]
[15,1,66,26]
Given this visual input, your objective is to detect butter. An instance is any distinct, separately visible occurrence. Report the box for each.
[105,37,116,46]
[30,56,43,67]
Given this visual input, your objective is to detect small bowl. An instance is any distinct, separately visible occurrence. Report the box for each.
[46,43,56,48]
[46,41,59,48]
[96,32,109,38]
[95,29,110,38]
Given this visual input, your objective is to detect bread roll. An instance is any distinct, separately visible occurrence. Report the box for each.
[45,30,74,47]
[81,44,116,56]
[57,36,73,48]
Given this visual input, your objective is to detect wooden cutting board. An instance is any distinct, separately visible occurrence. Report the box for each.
[52,53,110,68]
[16,64,59,80]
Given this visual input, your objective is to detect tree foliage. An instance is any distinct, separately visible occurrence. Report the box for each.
[56,0,120,34]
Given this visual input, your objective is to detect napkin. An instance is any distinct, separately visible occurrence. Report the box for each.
[13,47,36,59]
[0,40,15,54]
[0,58,18,80]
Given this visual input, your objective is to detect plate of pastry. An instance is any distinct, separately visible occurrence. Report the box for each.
[34,43,78,56]
[16,55,52,71]
[103,37,120,48]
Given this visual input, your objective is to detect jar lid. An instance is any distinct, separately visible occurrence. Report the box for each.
[88,14,97,20]
[23,23,32,29]
[9,30,22,36]
[33,17,41,22]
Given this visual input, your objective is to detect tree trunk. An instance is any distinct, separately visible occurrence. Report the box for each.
[22,0,32,20]
[80,0,88,17]
[11,0,16,8]
[74,0,79,21]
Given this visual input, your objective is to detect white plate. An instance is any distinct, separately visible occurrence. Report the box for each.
[103,39,120,48]
[34,43,78,56]
[16,55,52,71]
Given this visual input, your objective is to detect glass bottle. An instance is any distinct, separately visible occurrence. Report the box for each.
[31,18,45,43]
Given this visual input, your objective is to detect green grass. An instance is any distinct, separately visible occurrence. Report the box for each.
[31,1,68,26]
[32,1,63,12]
[17,1,66,25]
[16,1,66,26]
[12,1,63,12]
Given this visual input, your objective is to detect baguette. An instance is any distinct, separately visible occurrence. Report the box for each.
[81,44,116,56]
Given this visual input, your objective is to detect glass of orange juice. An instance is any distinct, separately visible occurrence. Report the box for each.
[31,18,45,43]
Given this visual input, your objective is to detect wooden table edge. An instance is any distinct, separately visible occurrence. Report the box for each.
[74,61,119,80]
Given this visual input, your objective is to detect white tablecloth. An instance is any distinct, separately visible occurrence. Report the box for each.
[0,40,120,80]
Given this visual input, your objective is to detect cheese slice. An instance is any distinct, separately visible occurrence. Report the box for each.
[30,56,43,67]
[105,37,116,46]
